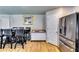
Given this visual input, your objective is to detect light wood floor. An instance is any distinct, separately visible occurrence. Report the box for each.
[0,41,60,52]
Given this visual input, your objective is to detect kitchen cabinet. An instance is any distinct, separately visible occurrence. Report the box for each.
[31,32,46,40]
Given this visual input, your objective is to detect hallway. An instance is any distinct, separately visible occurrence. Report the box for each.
[0,41,60,52]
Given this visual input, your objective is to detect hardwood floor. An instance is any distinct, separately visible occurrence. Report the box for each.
[0,41,60,52]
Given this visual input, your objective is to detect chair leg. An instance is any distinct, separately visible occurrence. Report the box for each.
[24,39,26,44]
[14,42,17,49]
[11,42,13,49]
[0,38,3,49]
[21,42,24,49]
[3,42,6,49]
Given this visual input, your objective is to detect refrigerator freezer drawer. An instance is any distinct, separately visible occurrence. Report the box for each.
[59,36,75,49]
[59,41,74,52]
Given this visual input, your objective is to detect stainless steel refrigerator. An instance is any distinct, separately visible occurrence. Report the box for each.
[59,13,79,52]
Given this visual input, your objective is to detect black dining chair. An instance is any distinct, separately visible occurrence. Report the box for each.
[11,29,16,42]
[2,29,12,49]
[14,29,24,49]
[27,30,31,41]
[23,30,28,44]
[23,27,31,44]
[0,29,3,48]
[26,27,31,41]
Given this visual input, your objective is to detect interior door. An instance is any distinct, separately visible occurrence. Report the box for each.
[46,14,59,46]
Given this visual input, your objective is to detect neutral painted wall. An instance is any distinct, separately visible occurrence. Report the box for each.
[0,15,10,29]
[11,15,45,30]
[0,14,45,30]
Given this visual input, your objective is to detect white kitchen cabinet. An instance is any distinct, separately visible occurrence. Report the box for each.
[31,33,46,40]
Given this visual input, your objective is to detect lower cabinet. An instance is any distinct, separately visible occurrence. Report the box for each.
[31,33,46,40]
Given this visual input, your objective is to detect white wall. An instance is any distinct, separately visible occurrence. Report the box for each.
[32,15,45,30]
[0,15,10,29]
[10,15,45,30]
[0,14,45,30]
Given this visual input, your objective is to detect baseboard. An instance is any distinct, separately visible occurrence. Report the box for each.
[31,40,46,42]
[47,42,58,47]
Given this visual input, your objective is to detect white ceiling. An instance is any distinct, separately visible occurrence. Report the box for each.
[0,6,59,14]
